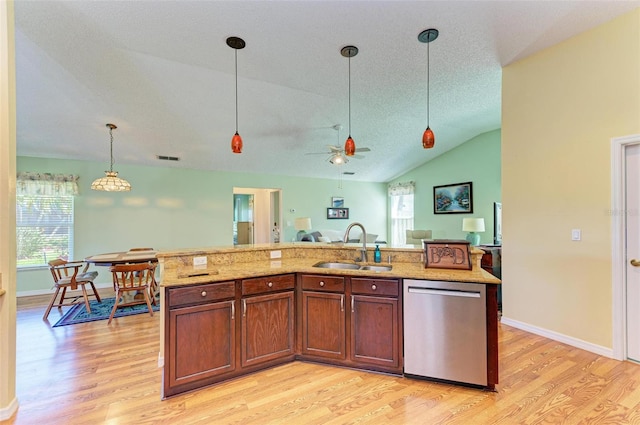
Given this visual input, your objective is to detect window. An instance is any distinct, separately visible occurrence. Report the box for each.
[389,181,415,245]
[16,173,78,268]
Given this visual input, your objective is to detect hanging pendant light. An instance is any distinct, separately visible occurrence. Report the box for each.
[418,28,438,149]
[91,123,131,192]
[341,45,358,156]
[227,36,246,154]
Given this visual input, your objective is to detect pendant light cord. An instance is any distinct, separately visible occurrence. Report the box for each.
[235,49,239,133]
[109,126,114,172]
[348,56,351,137]
[426,41,430,128]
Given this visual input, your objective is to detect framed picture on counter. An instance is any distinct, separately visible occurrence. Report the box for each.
[327,207,349,219]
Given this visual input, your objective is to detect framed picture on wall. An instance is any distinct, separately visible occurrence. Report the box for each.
[331,197,344,208]
[327,207,349,219]
[433,182,473,214]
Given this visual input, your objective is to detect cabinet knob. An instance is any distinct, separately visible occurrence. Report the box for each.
[268,282,273,288]
[319,281,325,287]
[201,291,207,297]
[371,284,377,291]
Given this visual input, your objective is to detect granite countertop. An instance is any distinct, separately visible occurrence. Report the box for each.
[158,243,501,287]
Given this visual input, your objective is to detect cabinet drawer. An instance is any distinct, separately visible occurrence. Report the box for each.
[351,278,399,297]
[301,274,345,293]
[169,281,235,308]
[242,274,295,296]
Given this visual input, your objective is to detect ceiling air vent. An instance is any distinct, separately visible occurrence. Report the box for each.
[342,172,355,175]
[156,155,180,162]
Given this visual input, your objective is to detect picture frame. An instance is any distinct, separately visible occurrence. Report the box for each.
[331,196,344,208]
[327,207,349,219]
[433,181,473,214]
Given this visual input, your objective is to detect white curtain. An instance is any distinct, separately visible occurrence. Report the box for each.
[389,181,415,245]
[17,172,79,196]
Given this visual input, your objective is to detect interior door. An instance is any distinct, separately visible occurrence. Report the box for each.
[626,144,640,361]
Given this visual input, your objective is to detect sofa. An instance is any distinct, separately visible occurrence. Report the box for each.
[302,229,382,244]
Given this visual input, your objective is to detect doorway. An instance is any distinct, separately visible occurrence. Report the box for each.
[233,187,282,245]
[611,134,640,361]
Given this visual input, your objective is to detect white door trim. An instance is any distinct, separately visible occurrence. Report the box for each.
[611,134,640,360]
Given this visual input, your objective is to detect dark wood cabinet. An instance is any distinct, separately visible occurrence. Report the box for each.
[164,275,296,397]
[299,274,402,374]
[350,278,402,371]
[300,275,346,360]
[241,275,295,368]
[165,281,236,396]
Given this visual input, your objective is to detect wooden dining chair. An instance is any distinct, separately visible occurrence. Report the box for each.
[108,262,156,324]
[44,259,100,320]
[126,247,159,297]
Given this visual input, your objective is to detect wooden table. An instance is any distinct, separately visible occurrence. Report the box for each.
[84,250,158,266]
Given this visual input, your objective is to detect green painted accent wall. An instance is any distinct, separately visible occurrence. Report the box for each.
[390,129,501,244]
[17,156,387,294]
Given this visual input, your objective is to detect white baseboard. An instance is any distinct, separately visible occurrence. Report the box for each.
[501,316,615,359]
[16,282,114,298]
[0,397,19,421]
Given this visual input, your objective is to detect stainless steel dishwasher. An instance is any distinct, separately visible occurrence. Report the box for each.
[403,279,487,387]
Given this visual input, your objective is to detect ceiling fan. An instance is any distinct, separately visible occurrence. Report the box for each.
[305,125,371,165]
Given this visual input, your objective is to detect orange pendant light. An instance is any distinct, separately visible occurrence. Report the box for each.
[227,36,246,154]
[341,45,358,156]
[418,28,438,149]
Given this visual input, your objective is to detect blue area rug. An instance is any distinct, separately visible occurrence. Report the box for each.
[53,296,160,327]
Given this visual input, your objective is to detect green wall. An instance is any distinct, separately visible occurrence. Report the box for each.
[390,129,501,244]
[17,156,387,294]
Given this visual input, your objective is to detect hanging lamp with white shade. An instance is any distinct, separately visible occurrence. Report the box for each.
[91,123,131,192]
[418,28,439,149]
[227,36,246,154]
[341,45,358,156]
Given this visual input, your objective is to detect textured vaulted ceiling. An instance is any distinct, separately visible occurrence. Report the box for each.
[13,1,640,183]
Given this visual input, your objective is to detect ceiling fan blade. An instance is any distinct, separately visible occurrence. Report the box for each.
[305,152,331,155]
[352,154,365,159]
[327,145,342,152]
[354,147,371,152]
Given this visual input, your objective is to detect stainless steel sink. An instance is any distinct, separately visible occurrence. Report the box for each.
[312,261,361,270]
[359,265,393,272]
[312,262,392,272]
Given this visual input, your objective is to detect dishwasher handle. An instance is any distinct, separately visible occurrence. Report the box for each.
[407,286,481,298]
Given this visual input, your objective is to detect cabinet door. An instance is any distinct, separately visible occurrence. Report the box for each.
[301,291,346,360]
[241,291,295,368]
[167,300,236,388]
[350,294,400,369]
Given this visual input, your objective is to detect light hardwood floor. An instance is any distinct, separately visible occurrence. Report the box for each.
[4,298,640,424]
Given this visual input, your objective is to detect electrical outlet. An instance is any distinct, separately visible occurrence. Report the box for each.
[270,250,282,259]
[193,256,207,266]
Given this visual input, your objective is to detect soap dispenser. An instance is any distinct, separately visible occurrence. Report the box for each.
[374,244,381,263]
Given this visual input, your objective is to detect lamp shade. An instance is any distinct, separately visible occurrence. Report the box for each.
[294,217,312,231]
[462,218,485,232]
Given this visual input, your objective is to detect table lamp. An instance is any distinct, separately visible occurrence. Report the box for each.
[294,217,312,241]
[462,218,485,246]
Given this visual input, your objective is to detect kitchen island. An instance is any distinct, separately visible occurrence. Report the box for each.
[157,243,500,398]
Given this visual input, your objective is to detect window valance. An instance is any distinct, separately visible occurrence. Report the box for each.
[388,181,415,196]
[17,172,79,196]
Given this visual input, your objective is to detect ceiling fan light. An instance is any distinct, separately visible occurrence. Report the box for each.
[330,153,347,165]
[231,132,243,154]
[422,127,435,149]
[344,136,356,156]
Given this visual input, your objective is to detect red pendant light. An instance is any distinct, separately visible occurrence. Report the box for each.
[418,28,439,149]
[341,45,358,156]
[227,36,246,154]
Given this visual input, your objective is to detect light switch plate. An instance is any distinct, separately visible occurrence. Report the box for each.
[571,229,581,241]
